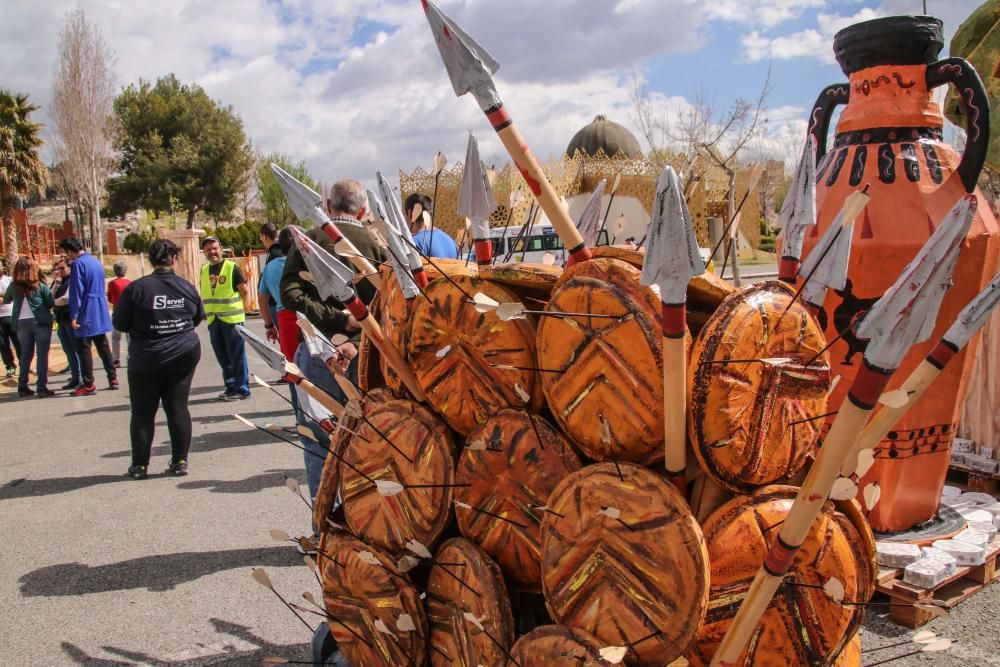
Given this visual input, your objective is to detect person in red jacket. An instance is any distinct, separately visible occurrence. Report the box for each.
[107,260,131,367]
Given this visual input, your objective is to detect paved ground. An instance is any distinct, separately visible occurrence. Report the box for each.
[2,320,999,666]
[0,320,316,666]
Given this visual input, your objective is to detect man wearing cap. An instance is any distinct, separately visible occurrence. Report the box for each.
[200,236,251,400]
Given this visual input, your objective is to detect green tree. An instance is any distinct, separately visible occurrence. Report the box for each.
[0,91,48,266]
[256,151,318,226]
[107,74,254,229]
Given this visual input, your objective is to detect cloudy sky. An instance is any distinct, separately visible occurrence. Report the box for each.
[0,0,983,188]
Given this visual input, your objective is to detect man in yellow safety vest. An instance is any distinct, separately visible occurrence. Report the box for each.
[200,237,251,400]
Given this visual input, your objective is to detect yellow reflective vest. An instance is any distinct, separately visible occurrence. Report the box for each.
[200,260,245,325]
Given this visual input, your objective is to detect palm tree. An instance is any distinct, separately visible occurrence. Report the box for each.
[0,91,48,266]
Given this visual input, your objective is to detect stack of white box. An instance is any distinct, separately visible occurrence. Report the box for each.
[877,542,922,568]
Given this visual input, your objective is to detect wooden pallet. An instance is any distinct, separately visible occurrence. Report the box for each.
[875,545,1000,628]
[948,462,1000,493]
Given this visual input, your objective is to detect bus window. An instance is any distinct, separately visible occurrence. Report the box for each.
[542,235,564,250]
[596,230,609,245]
[526,237,544,252]
[510,238,525,253]
[491,238,504,255]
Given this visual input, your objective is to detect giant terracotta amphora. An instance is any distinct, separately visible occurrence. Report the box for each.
[804,16,999,533]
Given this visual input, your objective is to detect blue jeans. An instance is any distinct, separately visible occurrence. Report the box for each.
[56,322,81,384]
[207,320,249,396]
[293,344,356,505]
[17,320,52,391]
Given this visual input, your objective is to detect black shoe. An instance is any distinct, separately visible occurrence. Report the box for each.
[167,460,188,476]
[126,465,148,480]
[36,389,55,398]
[17,387,35,398]
[62,380,81,391]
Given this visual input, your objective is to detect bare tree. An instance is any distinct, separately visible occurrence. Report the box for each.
[629,64,773,283]
[50,9,117,258]
[674,65,772,285]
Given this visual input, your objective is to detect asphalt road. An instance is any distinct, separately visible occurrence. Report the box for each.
[1,320,999,666]
[0,320,316,666]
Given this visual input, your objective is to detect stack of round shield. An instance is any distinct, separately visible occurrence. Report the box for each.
[303,246,873,667]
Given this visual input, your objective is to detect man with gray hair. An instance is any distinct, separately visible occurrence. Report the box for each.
[280,178,386,339]
[279,178,388,556]
[107,259,132,367]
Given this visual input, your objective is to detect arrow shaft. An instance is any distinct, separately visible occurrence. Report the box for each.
[597,191,618,244]
[486,111,591,265]
[492,201,523,265]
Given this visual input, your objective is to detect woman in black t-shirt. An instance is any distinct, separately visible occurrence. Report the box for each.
[113,239,206,480]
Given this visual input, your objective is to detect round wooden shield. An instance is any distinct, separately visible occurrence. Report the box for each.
[358,330,384,394]
[321,535,429,667]
[339,398,456,554]
[834,633,861,666]
[688,281,831,493]
[687,485,869,667]
[377,260,478,396]
[590,244,645,268]
[478,262,563,301]
[312,416,355,532]
[507,625,612,666]
[541,462,710,666]
[456,409,582,591]
[427,537,515,667]
[407,275,543,435]
[834,497,879,601]
[536,258,669,464]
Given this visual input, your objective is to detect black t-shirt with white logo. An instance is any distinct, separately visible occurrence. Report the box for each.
[112,269,206,372]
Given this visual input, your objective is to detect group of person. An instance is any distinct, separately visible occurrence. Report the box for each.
[1,238,126,398]
[0,182,445,662]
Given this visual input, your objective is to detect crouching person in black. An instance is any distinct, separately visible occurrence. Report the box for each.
[113,239,205,479]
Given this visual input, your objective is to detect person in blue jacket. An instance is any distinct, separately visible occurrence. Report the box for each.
[405,193,460,259]
[58,237,118,395]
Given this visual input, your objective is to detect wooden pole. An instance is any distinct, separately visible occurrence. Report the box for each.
[490,120,591,266]
[290,376,345,420]
[663,332,687,493]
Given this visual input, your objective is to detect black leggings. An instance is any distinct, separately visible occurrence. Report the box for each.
[128,345,201,467]
[77,333,116,385]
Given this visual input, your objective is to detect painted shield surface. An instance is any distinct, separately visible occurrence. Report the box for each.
[456,409,582,590]
[339,398,456,554]
[687,485,868,667]
[312,414,356,532]
[507,625,612,666]
[541,462,710,666]
[321,535,429,667]
[378,259,477,396]
[688,281,831,493]
[478,261,563,301]
[537,258,671,464]
[427,537,515,667]
[408,275,543,435]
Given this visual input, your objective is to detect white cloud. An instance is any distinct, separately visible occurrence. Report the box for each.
[1,0,713,196]
[740,0,985,63]
[706,0,825,29]
[743,28,827,61]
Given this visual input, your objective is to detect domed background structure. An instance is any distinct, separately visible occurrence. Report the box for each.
[565,114,644,160]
